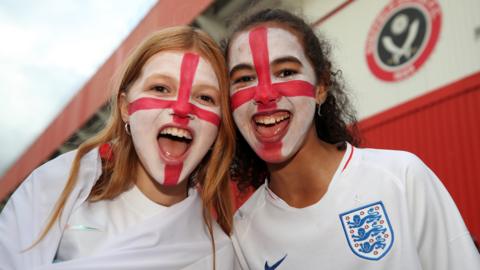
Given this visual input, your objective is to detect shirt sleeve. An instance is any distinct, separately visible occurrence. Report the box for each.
[404,154,480,270]
[0,172,35,270]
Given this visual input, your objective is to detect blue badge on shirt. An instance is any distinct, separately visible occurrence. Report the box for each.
[339,201,394,260]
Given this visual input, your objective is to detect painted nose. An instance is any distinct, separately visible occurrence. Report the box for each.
[172,100,192,118]
[253,84,280,105]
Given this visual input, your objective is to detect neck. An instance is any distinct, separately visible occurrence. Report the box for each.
[135,163,189,206]
[268,126,345,208]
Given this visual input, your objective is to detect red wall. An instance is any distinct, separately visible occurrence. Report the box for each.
[359,71,480,243]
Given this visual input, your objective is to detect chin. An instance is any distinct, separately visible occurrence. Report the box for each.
[255,148,293,164]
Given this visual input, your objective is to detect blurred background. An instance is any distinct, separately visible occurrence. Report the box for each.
[1,0,479,244]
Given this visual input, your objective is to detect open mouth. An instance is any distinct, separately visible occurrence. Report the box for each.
[157,126,193,160]
[252,111,290,142]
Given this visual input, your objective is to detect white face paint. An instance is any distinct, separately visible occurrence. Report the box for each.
[229,26,318,163]
[127,51,221,185]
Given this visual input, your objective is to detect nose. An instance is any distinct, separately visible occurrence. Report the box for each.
[253,84,280,105]
[171,99,193,119]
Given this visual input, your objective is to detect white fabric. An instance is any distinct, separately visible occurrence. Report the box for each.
[232,144,480,270]
[0,148,236,270]
[55,184,167,261]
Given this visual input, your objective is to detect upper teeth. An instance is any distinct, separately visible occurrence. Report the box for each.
[160,127,192,139]
[255,113,290,125]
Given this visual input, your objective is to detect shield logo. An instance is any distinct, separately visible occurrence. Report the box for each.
[339,201,394,260]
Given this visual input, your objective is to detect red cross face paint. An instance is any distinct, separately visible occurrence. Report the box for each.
[127,51,220,186]
[229,26,317,163]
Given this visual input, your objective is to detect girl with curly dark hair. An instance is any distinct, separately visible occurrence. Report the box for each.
[224,8,479,270]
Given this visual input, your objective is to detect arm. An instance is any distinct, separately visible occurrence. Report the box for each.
[0,149,96,269]
[404,154,480,270]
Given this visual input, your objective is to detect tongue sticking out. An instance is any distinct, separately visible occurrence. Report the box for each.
[158,136,190,158]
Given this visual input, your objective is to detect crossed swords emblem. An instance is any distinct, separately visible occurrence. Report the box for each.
[381,13,420,65]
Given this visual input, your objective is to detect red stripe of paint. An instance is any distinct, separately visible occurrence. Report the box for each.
[173,53,199,124]
[164,53,197,186]
[128,53,220,126]
[272,81,315,97]
[249,27,272,86]
[128,98,172,115]
[249,27,278,108]
[164,164,183,186]
[342,146,354,172]
[260,142,282,161]
[129,97,219,126]
[231,80,315,110]
[191,106,221,126]
[231,87,256,110]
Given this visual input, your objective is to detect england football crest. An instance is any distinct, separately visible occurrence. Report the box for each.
[339,201,394,260]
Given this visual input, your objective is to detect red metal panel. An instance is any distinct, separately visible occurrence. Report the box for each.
[359,71,480,244]
[0,0,213,200]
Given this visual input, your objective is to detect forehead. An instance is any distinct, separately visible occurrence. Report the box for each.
[141,50,219,88]
[228,26,306,68]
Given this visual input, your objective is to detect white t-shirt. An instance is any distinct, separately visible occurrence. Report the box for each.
[0,148,237,270]
[55,185,167,261]
[232,144,480,270]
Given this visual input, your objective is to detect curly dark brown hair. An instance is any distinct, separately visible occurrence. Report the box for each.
[223,8,360,192]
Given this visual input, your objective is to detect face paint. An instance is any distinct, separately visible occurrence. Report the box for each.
[229,26,317,163]
[127,52,220,186]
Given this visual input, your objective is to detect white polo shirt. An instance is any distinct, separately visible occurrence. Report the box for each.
[232,144,480,270]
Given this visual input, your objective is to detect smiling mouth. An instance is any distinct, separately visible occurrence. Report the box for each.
[157,126,193,160]
[252,111,290,142]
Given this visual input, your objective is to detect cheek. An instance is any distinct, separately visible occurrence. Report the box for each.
[293,96,316,118]
[232,106,253,133]
[129,109,170,138]
[190,121,219,153]
[288,97,316,135]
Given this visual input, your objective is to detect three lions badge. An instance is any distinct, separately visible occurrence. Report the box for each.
[339,201,394,260]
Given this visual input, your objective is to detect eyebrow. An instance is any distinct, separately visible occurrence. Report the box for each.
[229,63,254,77]
[143,73,176,87]
[271,56,303,67]
[192,83,220,92]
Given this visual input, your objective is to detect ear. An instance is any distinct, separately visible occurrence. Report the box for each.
[119,93,130,123]
[315,84,327,105]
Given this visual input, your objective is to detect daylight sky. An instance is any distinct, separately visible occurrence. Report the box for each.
[0,0,157,176]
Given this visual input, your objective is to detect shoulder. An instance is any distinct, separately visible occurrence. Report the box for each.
[31,149,78,178]
[234,184,266,221]
[357,147,423,168]
[354,147,429,178]
[232,183,266,237]
[31,148,100,186]
[13,148,101,204]
[350,147,440,198]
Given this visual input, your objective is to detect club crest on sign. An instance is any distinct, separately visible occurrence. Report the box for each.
[365,0,442,81]
[339,201,394,260]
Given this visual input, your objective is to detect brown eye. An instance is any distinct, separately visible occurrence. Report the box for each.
[199,95,215,104]
[150,85,170,93]
[233,75,256,84]
[277,69,298,78]
[194,90,219,107]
